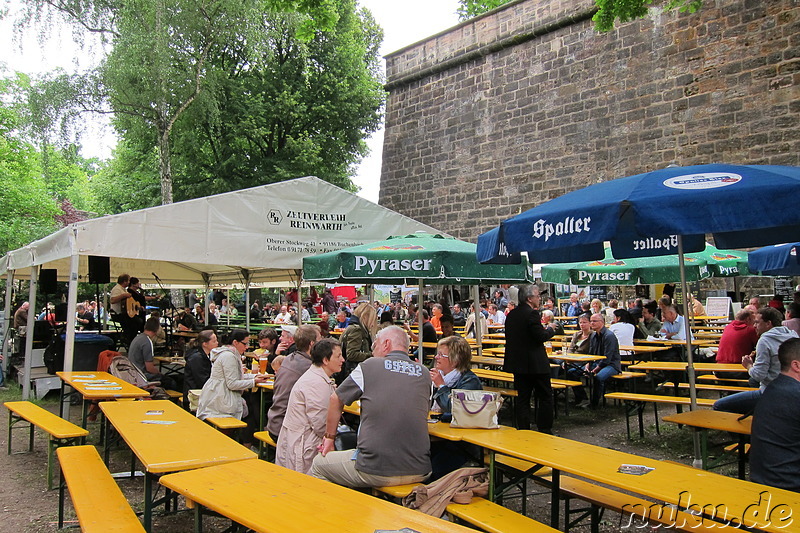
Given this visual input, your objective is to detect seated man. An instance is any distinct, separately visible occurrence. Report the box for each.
[312,326,432,487]
[334,310,350,330]
[127,317,177,391]
[715,308,757,380]
[451,303,467,327]
[714,307,798,414]
[541,310,564,335]
[750,337,800,492]
[486,304,506,326]
[587,313,621,408]
[636,300,662,339]
[76,303,96,331]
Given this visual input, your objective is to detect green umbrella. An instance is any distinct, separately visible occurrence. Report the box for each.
[541,244,747,285]
[303,232,534,285]
[303,232,533,358]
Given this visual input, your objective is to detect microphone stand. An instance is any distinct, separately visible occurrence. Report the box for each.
[151,273,179,354]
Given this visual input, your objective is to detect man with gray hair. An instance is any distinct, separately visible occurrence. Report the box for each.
[312,325,432,487]
[504,284,555,433]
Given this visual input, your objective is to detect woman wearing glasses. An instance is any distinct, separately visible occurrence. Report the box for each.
[196,329,269,422]
[429,335,482,480]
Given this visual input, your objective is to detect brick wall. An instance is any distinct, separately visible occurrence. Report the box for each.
[379,0,800,241]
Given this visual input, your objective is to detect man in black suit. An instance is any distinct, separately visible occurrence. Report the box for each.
[504,284,556,433]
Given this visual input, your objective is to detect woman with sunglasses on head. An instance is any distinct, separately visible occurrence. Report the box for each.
[196,329,269,422]
[429,335,483,481]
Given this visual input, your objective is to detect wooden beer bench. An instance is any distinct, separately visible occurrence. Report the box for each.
[4,400,89,490]
[57,445,144,531]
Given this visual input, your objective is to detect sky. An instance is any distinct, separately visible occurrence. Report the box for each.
[0,0,463,203]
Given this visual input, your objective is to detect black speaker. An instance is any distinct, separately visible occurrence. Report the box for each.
[88,255,110,284]
[40,269,58,294]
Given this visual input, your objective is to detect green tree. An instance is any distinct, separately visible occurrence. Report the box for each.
[0,76,61,254]
[166,0,384,198]
[457,0,704,32]
[13,0,341,205]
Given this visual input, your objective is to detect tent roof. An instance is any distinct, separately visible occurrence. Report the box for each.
[2,177,440,287]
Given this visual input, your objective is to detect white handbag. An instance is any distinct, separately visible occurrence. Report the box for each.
[449,389,503,429]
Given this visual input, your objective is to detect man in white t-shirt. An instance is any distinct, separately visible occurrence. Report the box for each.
[274,305,291,324]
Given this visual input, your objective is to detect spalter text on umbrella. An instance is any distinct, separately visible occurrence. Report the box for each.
[532,217,592,242]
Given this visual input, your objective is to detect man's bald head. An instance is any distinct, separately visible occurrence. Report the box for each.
[374,325,410,356]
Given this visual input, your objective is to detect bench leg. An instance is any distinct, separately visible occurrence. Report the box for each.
[194,504,203,533]
[636,402,645,439]
[654,403,660,435]
[48,439,55,491]
[550,469,560,529]
[144,471,154,532]
[6,410,11,456]
[58,467,65,528]
[29,420,35,452]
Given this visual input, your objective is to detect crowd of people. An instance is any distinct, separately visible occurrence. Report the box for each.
[5,278,800,495]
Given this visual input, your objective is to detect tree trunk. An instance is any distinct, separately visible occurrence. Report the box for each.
[159,128,173,205]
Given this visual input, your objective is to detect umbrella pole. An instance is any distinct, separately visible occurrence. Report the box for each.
[472,285,483,358]
[678,236,702,468]
[418,278,424,361]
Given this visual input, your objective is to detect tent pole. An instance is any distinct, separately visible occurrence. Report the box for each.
[472,285,483,358]
[678,236,702,469]
[417,278,423,361]
[296,272,302,326]
[22,266,38,400]
[2,269,15,380]
[245,272,251,331]
[63,253,79,374]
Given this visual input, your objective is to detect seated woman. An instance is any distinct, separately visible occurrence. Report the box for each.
[183,329,218,410]
[552,313,592,379]
[196,329,269,421]
[429,335,482,480]
[430,336,482,418]
[275,338,343,474]
[609,308,636,354]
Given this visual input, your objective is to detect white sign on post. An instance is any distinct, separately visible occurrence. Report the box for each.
[705,297,732,320]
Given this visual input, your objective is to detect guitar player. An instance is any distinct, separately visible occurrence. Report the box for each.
[127,277,149,335]
[110,273,136,345]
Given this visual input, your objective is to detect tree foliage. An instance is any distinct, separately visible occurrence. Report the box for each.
[166,0,385,199]
[11,0,382,210]
[457,0,705,31]
[0,75,61,254]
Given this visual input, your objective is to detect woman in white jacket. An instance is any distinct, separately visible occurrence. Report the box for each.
[276,338,343,474]
[197,329,269,420]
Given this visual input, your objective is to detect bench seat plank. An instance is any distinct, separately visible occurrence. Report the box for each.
[57,445,144,532]
[5,401,89,439]
[446,496,559,533]
[205,417,247,430]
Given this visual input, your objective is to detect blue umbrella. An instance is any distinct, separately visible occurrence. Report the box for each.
[478,164,800,430]
[748,242,800,276]
[481,164,800,264]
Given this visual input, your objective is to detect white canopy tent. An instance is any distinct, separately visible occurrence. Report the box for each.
[2,176,439,399]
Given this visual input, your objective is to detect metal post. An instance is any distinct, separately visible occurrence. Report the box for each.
[2,269,14,380]
[677,236,702,469]
[22,266,38,400]
[417,278,424,359]
[472,285,483,358]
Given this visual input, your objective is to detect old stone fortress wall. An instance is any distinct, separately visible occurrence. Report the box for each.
[379,0,799,241]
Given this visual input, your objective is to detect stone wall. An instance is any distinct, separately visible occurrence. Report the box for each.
[379,0,800,241]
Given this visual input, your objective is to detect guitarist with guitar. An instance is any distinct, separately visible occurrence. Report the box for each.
[110,273,136,346]
[127,277,149,335]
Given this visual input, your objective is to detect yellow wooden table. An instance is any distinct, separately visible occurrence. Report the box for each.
[159,458,476,533]
[662,410,752,479]
[461,429,800,532]
[57,371,150,428]
[628,362,743,372]
[100,400,256,531]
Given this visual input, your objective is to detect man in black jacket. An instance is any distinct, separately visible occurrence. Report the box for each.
[504,284,555,433]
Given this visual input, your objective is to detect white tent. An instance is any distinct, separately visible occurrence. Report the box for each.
[2,176,439,398]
